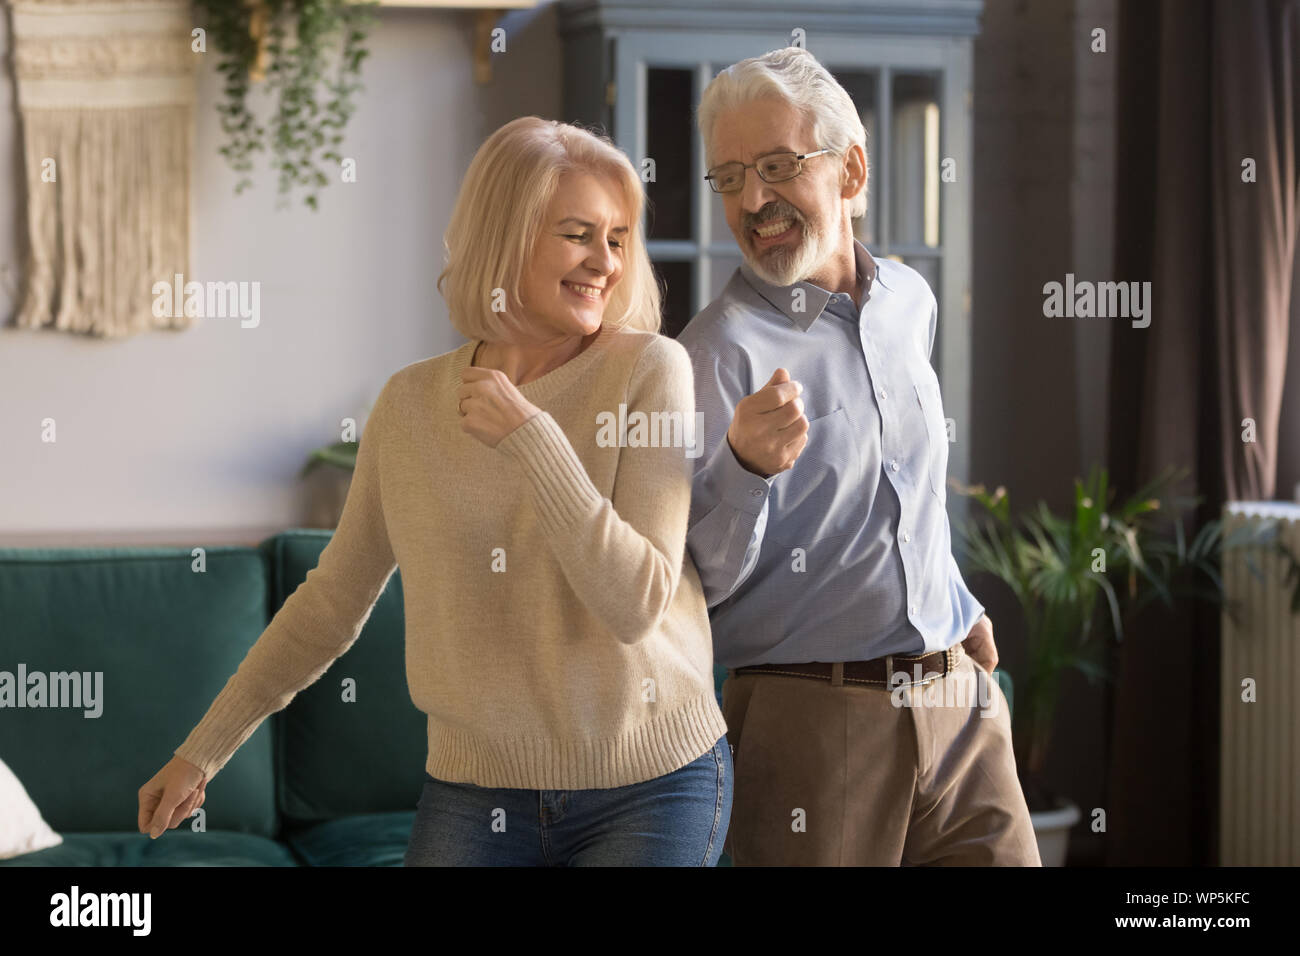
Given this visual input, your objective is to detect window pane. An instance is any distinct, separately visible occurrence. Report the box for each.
[645,69,694,241]
[899,254,939,297]
[830,70,877,247]
[655,259,695,339]
[891,74,941,249]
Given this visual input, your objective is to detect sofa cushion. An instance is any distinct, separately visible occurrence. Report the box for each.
[0,830,299,866]
[284,811,415,866]
[0,754,62,858]
[0,546,278,837]
[268,532,426,824]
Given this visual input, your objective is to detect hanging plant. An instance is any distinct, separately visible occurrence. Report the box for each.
[193,0,378,210]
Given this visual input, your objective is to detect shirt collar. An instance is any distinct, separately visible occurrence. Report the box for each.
[738,238,888,331]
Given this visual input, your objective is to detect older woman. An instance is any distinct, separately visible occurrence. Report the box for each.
[137,117,732,866]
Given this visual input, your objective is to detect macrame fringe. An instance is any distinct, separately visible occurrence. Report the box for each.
[17,104,193,337]
[11,0,196,338]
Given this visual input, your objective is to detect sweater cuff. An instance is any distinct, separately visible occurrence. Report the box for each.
[496,411,603,535]
[172,676,274,780]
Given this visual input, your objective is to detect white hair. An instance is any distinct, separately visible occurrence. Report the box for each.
[696,46,868,219]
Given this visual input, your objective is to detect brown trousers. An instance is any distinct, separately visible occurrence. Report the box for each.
[721,643,1042,865]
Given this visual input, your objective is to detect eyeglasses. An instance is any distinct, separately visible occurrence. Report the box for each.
[704,148,834,194]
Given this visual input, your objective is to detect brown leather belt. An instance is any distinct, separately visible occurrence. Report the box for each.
[734,646,960,688]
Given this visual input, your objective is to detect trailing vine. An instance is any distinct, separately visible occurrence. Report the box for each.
[193,0,377,210]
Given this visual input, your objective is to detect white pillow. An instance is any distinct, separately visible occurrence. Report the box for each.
[0,755,62,859]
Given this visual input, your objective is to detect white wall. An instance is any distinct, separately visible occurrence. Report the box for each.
[0,4,562,545]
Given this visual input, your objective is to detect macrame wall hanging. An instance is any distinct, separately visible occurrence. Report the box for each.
[10,0,196,337]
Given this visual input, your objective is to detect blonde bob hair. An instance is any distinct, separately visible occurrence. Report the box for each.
[437,116,662,342]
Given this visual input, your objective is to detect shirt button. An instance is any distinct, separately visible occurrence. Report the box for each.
[879,389,887,400]
[889,459,900,472]
[910,604,918,615]
[902,531,911,543]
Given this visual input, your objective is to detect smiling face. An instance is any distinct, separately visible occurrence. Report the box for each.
[709,95,844,287]
[516,170,628,342]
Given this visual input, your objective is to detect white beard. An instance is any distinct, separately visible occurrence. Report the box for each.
[746,216,833,287]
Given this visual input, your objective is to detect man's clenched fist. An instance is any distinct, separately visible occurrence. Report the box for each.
[727,368,808,478]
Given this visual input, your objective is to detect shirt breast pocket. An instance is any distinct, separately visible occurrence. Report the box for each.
[768,406,860,546]
[913,381,948,503]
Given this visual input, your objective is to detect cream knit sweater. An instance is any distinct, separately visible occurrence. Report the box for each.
[174,326,728,790]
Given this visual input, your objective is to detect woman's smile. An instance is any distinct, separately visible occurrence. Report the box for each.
[562,280,606,302]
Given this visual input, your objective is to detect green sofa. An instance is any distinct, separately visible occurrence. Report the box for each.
[0,531,425,866]
[0,530,1010,866]
[0,530,737,866]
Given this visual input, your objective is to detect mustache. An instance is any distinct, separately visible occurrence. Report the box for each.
[742,204,803,231]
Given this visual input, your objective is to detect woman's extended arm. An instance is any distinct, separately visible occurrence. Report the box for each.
[170,378,400,781]
[494,336,698,644]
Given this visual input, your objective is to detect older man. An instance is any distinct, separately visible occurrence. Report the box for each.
[678,47,1041,866]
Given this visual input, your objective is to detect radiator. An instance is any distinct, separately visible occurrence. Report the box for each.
[1220,501,1300,865]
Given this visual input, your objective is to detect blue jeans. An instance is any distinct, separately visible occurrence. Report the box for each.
[403,736,732,866]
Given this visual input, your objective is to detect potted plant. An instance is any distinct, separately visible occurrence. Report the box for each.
[193,0,378,209]
[300,416,365,528]
[951,465,1250,865]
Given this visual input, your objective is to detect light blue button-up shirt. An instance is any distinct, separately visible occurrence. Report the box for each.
[678,239,984,669]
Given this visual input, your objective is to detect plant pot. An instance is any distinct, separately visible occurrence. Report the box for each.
[303,466,352,529]
[1030,797,1080,867]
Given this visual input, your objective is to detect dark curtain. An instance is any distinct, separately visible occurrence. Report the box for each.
[1107,0,1300,865]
